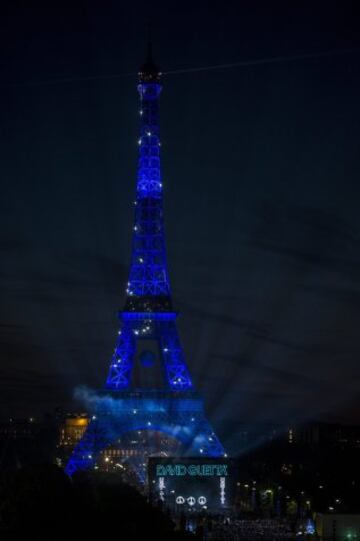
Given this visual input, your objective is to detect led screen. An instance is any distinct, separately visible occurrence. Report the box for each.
[148,457,236,511]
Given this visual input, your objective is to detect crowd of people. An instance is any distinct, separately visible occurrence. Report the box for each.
[205,518,294,540]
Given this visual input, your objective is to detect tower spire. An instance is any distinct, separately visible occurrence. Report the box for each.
[139,31,161,83]
[125,39,168,312]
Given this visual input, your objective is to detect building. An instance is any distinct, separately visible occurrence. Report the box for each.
[315,513,360,541]
[0,417,38,440]
[58,414,89,447]
[287,423,360,448]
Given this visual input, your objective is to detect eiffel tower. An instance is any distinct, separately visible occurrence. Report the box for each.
[65,45,225,477]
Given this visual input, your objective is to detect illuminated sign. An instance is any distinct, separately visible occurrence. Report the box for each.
[158,476,165,501]
[148,458,236,512]
[220,476,226,505]
[155,463,228,477]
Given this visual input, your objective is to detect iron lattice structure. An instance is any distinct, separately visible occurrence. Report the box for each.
[65,48,225,477]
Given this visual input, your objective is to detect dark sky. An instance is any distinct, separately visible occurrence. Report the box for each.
[1,1,360,448]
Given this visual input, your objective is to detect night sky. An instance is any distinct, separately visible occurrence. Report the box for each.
[1,1,360,450]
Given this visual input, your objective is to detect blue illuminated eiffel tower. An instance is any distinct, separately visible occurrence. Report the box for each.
[65,45,225,477]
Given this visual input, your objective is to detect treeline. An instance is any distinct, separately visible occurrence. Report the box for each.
[0,465,195,540]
